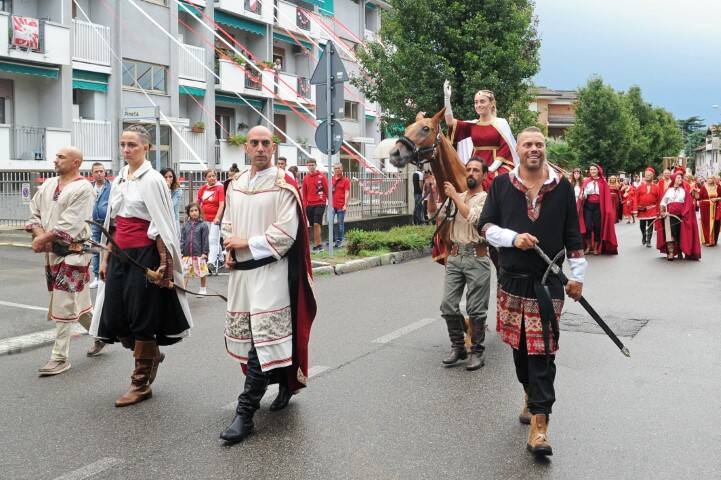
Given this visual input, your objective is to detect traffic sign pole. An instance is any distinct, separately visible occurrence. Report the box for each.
[154,106,161,171]
[326,43,334,256]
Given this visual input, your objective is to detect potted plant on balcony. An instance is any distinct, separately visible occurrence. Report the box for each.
[259,60,275,71]
[191,121,205,133]
[227,133,248,147]
[273,135,283,145]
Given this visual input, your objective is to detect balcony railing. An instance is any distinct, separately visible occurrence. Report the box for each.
[0,13,70,65]
[547,114,576,125]
[245,66,262,90]
[179,43,206,82]
[73,19,111,66]
[277,72,313,103]
[179,128,207,164]
[11,126,46,161]
[72,119,112,161]
[214,0,272,24]
[275,0,321,38]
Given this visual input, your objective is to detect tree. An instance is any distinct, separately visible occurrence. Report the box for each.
[677,116,707,157]
[353,0,540,134]
[546,138,579,170]
[567,77,639,173]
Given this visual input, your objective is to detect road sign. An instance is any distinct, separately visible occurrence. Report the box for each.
[315,83,345,121]
[310,41,348,85]
[20,183,31,203]
[122,106,157,120]
[314,120,343,155]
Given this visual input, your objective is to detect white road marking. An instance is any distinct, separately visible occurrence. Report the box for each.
[0,324,87,356]
[372,317,439,344]
[53,457,123,480]
[0,300,48,312]
[222,365,330,410]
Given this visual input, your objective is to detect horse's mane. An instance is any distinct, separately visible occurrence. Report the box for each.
[432,133,468,201]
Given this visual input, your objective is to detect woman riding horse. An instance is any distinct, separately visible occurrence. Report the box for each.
[443,81,519,191]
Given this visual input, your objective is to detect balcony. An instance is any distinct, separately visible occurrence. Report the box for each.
[0,124,71,169]
[0,12,70,66]
[72,19,111,68]
[364,29,379,42]
[178,127,207,165]
[179,43,206,83]
[216,58,273,97]
[72,119,112,161]
[275,0,322,38]
[276,143,322,169]
[214,0,273,25]
[547,114,576,126]
[276,72,314,104]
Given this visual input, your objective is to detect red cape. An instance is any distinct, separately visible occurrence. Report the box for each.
[578,168,618,254]
[240,172,317,393]
[655,188,702,260]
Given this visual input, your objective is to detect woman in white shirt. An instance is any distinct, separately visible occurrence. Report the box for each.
[657,172,701,261]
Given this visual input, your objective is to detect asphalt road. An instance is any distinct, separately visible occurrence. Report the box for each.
[0,222,719,479]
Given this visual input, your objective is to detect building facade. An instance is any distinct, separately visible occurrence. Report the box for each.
[694,125,720,178]
[530,87,577,138]
[0,0,384,172]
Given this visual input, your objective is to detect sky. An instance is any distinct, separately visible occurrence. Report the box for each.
[533,0,720,126]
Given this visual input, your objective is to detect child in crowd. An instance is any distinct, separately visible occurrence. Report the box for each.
[180,203,210,296]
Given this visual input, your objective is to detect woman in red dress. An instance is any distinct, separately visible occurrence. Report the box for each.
[608,175,621,223]
[579,164,618,255]
[621,178,637,223]
[443,81,519,191]
[698,176,721,246]
[656,172,701,260]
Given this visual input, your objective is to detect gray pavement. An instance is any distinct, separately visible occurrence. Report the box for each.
[0,222,719,479]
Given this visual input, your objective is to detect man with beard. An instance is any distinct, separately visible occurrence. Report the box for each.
[438,157,491,371]
[478,127,586,456]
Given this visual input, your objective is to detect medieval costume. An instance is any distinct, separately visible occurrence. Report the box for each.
[26,177,95,375]
[479,162,587,456]
[635,168,660,247]
[656,174,701,261]
[699,181,721,246]
[579,165,618,255]
[220,167,316,444]
[90,160,192,407]
[450,118,519,191]
[622,182,637,223]
[438,189,490,371]
[608,179,621,223]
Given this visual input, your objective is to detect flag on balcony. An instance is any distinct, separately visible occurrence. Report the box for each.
[11,16,40,50]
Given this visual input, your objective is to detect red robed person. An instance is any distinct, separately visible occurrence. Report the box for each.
[656,171,701,261]
[578,164,618,255]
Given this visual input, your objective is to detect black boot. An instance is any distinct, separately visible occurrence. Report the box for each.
[442,315,467,365]
[466,316,486,371]
[221,348,268,444]
[270,380,292,411]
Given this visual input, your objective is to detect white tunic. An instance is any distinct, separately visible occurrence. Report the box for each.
[661,187,686,206]
[222,167,300,371]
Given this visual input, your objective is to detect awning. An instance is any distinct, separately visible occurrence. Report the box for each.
[320,0,334,16]
[180,85,206,96]
[215,94,265,109]
[72,69,109,92]
[365,113,377,120]
[177,0,204,16]
[272,32,313,51]
[215,11,266,36]
[274,103,292,112]
[0,61,59,79]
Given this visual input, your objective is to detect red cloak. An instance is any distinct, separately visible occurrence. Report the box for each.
[578,165,618,254]
[622,185,637,217]
[698,184,721,246]
[655,181,702,260]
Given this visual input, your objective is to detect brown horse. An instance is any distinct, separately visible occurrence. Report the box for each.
[389,108,468,263]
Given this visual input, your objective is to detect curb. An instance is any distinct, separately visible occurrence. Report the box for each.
[311,247,431,276]
[0,242,32,248]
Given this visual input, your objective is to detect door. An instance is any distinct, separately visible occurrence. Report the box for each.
[273,114,286,143]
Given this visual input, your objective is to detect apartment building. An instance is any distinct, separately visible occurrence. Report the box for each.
[530,86,578,138]
[694,125,720,178]
[0,0,384,172]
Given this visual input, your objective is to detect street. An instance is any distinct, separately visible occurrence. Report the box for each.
[0,221,719,480]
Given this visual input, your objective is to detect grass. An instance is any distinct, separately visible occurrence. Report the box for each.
[345,225,434,256]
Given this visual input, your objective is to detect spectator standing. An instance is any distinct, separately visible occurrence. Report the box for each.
[277,157,287,170]
[301,159,328,252]
[180,203,210,295]
[160,167,181,237]
[331,163,351,248]
[197,169,225,272]
[89,162,111,289]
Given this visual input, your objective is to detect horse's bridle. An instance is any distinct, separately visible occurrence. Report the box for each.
[397,127,441,167]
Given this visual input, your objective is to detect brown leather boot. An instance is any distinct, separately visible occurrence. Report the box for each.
[115,340,155,407]
[666,242,675,261]
[148,343,165,385]
[527,414,552,456]
[518,393,531,425]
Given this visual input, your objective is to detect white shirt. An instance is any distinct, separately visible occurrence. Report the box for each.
[484,163,588,283]
[583,179,599,196]
[108,161,159,239]
[660,186,686,206]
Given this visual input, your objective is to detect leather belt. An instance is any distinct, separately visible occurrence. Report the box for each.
[449,243,487,257]
[230,256,277,271]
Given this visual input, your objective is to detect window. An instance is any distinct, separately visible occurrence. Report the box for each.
[124,122,171,168]
[0,0,11,13]
[215,107,234,140]
[0,98,5,124]
[245,0,261,14]
[344,101,359,121]
[122,60,167,94]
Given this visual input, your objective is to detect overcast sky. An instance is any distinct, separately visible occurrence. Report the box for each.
[533,0,719,126]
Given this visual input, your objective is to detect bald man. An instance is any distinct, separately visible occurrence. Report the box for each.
[26,147,96,376]
[219,126,316,444]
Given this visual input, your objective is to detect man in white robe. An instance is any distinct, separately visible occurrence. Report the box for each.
[220,125,316,444]
[26,147,95,376]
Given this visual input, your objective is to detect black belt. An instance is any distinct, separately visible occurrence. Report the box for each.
[500,268,560,359]
[230,256,278,270]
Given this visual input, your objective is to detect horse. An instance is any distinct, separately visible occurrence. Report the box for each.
[389,108,468,264]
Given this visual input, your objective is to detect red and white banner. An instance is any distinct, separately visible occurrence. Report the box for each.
[11,16,40,50]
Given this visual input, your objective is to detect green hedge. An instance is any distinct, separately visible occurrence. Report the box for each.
[345,225,434,256]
